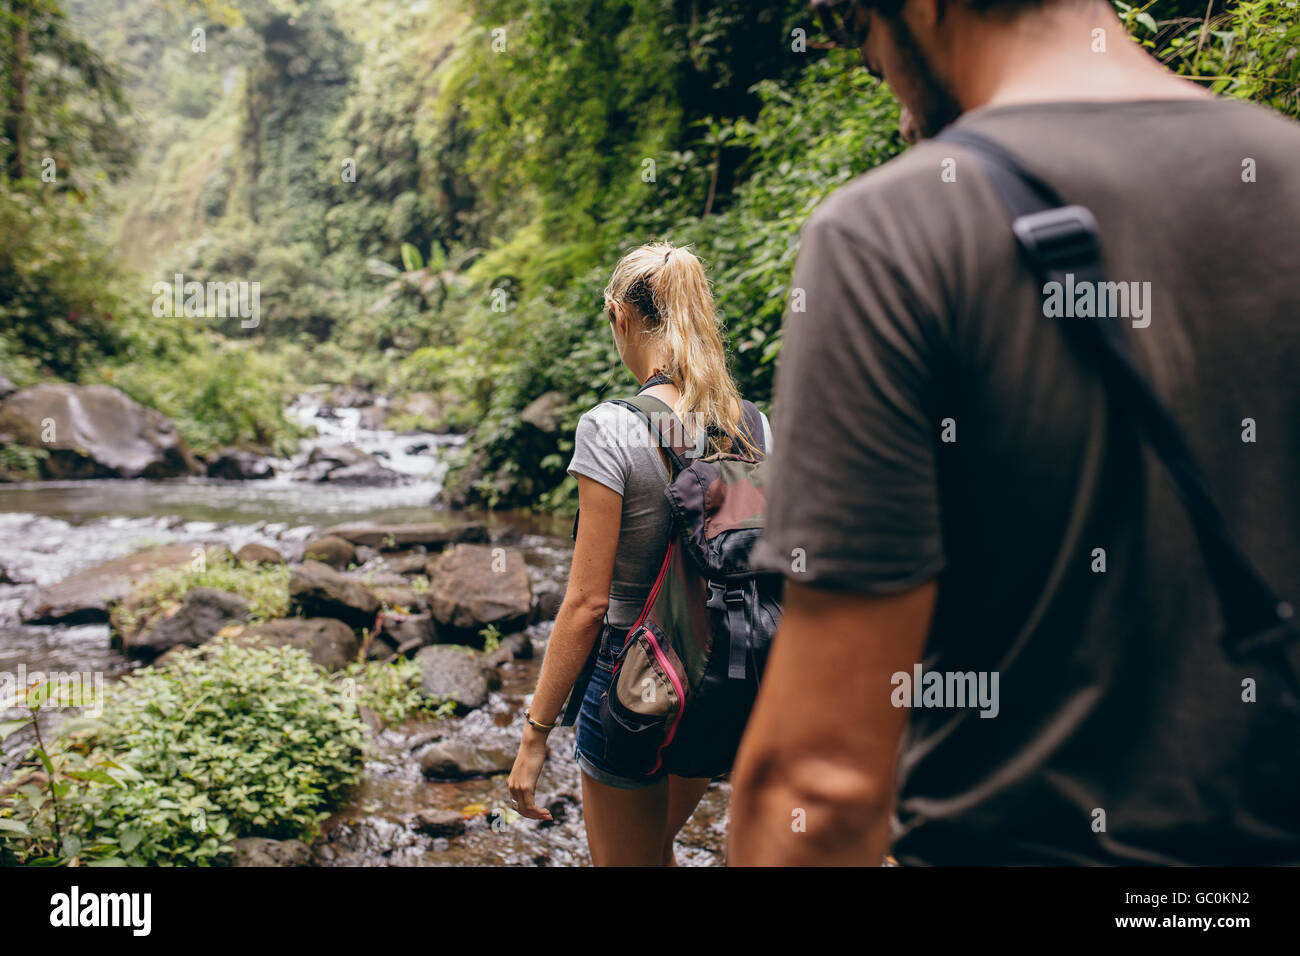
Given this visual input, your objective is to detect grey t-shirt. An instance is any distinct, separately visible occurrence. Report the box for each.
[751,98,1300,865]
[568,399,773,628]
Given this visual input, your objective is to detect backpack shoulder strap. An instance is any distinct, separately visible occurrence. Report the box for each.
[609,394,698,476]
[739,399,765,456]
[935,124,1297,680]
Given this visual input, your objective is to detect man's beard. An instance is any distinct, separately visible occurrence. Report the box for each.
[883,12,964,138]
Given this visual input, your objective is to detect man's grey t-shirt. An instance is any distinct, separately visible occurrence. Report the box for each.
[568,400,773,628]
[751,98,1300,865]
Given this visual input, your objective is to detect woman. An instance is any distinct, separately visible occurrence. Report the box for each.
[507,241,773,866]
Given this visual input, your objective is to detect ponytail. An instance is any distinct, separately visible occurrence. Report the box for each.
[603,242,762,458]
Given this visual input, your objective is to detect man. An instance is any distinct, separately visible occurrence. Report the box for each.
[730,0,1300,865]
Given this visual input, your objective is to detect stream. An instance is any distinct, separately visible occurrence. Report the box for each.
[0,394,729,866]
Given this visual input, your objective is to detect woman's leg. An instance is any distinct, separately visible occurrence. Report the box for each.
[580,770,713,865]
[580,771,670,866]
[660,775,712,866]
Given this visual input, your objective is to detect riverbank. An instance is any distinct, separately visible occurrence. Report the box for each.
[0,393,728,866]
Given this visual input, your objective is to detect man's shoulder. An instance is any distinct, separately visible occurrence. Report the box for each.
[808,139,962,242]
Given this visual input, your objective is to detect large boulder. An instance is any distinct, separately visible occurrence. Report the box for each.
[425,544,531,638]
[413,644,490,712]
[321,522,489,552]
[232,617,361,671]
[22,544,200,625]
[288,560,380,630]
[124,587,251,658]
[0,384,199,479]
[519,390,567,433]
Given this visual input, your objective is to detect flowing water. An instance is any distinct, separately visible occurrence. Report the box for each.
[0,395,729,866]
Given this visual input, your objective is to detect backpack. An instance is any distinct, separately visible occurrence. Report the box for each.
[561,390,782,780]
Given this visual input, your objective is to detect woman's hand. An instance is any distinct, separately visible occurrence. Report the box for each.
[508,724,554,821]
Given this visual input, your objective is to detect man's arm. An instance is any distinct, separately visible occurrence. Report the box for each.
[728,578,937,865]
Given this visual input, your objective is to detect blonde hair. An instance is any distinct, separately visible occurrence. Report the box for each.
[603,241,761,458]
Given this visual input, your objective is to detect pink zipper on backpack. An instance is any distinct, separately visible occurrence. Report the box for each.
[644,630,686,774]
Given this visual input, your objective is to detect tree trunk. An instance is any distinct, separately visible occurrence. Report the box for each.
[5,3,30,180]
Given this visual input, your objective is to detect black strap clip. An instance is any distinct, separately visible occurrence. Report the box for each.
[1011,204,1101,273]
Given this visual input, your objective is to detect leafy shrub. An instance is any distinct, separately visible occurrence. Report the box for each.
[1,642,367,865]
[96,333,308,457]
[109,550,290,639]
[338,659,456,726]
[0,443,50,480]
[1126,0,1300,120]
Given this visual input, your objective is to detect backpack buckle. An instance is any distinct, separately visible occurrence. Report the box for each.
[1011,204,1100,272]
[705,580,744,611]
[1224,603,1299,661]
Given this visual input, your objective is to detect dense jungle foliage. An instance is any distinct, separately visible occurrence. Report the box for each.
[1,0,1297,507]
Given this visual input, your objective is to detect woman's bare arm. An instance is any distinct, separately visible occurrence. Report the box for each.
[509,474,622,820]
[527,474,623,724]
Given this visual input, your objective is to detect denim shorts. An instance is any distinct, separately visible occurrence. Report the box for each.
[573,621,669,789]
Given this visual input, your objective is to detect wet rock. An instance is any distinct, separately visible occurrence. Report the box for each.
[482,632,534,667]
[531,579,565,622]
[322,522,489,552]
[0,384,199,478]
[393,391,452,432]
[374,610,434,651]
[235,542,284,565]
[207,449,275,480]
[520,390,567,433]
[328,384,373,409]
[126,587,251,658]
[308,443,368,469]
[408,808,466,838]
[356,406,386,430]
[413,644,490,712]
[302,534,356,569]
[233,617,361,671]
[426,544,531,638]
[365,571,412,588]
[323,459,404,486]
[22,543,199,625]
[234,837,312,867]
[299,443,402,486]
[419,738,516,779]
[288,560,380,630]
[380,551,429,575]
[493,525,524,546]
